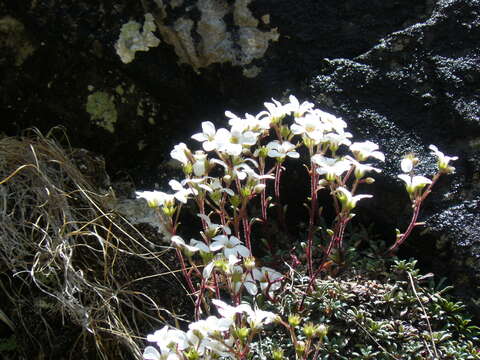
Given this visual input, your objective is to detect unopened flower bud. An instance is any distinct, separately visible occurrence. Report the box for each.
[318,179,329,187]
[316,324,328,338]
[271,348,285,360]
[209,190,222,203]
[162,205,176,218]
[230,195,241,207]
[183,163,193,176]
[234,327,250,340]
[303,322,317,338]
[303,137,315,148]
[244,256,256,270]
[295,341,306,356]
[185,348,200,360]
[240,187,252,197]
[288,314,301,327]
[364,177,375,184]
[256,146,269,158]
[280,125,291,138]
[254,183,266,194]
[214,258,229,273]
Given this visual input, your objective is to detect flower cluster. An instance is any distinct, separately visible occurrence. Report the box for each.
[387,145,458,254]
[144,300,276,360]
[136,95,457,359]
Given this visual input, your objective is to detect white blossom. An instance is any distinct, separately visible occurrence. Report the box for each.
[258,98,290,123]
[349,141,385,162]
[345,156,381,178]
[168,180,197,203]
[192,150,208,177]
[287,95,314,118]
[197,213,231,236]
[291,113,327,143]
[251,267,283,295]
[266,140,299,159]
[398,174,432,195]
[210,235,251,258]
[212,299,252,321]
[170,142,190,165]
[136,190,174,208]
[312,155,352,180]
[335,187,373,211]
[429,144,458,174]
[401,158,414,173]
[171,235,210,254]
[191,121,221,152]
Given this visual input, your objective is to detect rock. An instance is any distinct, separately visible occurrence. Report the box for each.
[307,0,480,315]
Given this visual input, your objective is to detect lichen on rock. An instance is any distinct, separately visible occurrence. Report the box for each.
[153,0,279,76]
[86,91,118,133]
[115,13,161,64]
[0,16,35,66]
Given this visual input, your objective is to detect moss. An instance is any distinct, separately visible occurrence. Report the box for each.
[0,16,35,66]
[85,91,117,133]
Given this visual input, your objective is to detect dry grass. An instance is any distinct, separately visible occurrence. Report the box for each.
[0,128,187,359]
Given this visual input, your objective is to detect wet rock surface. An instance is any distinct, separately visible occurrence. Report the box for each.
[1,0,479,318]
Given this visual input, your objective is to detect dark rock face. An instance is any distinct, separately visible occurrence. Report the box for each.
[1,0,479,315]
[307,0,480,314]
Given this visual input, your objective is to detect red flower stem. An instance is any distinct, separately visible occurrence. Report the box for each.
[194,279,206,321]
[175,247,196,296]
[387,173,441,254]
[306,161,318,278]
[259,157,268,221]
[274,162,282,199]
[240,201,252,251]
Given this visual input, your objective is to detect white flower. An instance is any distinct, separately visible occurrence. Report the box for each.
[313,109,348,133]
[244,306,277,330]
[192,150,208,177]
[211,159,270,182]
[212,299,252,321]
[168,179,197,203]
[429,145,458,174]
[198,178,235,196]
[136,190,174,208]
[197,213,232,237]
[320,131,352,149]
[143,346,181,360]
[287,95,314,118]
[345,156,381,179]
[146,325,188,355]
[171,235,210,254]
[251,267,283,295]
[349,141,385,162]
[202,260,215,279]
[258,98,290,123]
[398,174,432,195]
[170,142,190,165]
[210,235,251,258]
[291,113,327,143]
[312,155,352,180]
[266,140,300,159]
[401,158,414,173]
[335,187,373,211]
[188,316,233,336]
[203,337,234,358]
[191,121,220,152]
[210,127,247,156]
[227,111,270,134]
